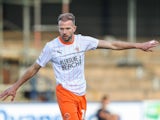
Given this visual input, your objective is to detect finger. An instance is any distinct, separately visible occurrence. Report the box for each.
[148,50,153,52]
[11,96,15,101]
[147,49,153,52]
[150,40,159,46]
[1,94,15,101]
[0,91,14,101]
[11,94,16,101]
[2,94,10,101]
[143,48,153,52]
[151,43,159,47]
[0,91,8,99]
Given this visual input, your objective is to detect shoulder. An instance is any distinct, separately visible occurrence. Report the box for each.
[75,34,99,43]
[47,37,59,45]
[44,37,60,49]
[75,34,97,39]
[40,37,59,53]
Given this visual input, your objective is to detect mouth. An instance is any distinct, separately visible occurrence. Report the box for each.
[62,35,70,41]
[62,37,68,41]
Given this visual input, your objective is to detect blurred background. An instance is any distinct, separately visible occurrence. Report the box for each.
[0,0,160,103]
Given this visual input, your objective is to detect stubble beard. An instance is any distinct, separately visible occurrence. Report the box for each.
[63,35,72,42]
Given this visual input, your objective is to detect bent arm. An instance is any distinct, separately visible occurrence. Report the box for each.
[0,62,41,101]
[14,62,41,90]
[97,39,159,51]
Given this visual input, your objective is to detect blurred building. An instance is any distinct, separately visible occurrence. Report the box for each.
[1,0,160,37]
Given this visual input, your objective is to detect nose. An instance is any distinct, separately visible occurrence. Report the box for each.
[62,29,67,34]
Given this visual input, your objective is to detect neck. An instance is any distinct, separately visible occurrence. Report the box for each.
[59,35,74,45]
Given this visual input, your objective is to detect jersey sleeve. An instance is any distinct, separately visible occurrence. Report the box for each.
[36,43,52,67]
[80,35,99,51]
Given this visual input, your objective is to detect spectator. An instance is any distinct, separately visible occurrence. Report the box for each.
[96,95,120,120]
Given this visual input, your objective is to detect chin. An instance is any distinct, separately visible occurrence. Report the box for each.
[64,39,69,42]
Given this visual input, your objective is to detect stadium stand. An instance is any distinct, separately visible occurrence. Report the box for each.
[0,31,160,102]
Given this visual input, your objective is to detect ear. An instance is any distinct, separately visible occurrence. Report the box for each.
[73,25,77,32]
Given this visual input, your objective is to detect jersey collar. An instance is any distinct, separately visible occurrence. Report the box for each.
[59,35,74,45]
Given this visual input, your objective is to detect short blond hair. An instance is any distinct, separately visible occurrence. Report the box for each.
[57,13,75,25]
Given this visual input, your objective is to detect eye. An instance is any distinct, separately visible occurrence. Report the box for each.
[66,27,71,30]
[59,28,64,31]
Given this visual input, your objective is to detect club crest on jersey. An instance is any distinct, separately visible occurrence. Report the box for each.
[75,46,79,52]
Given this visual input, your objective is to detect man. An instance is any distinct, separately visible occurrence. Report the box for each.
[96,95,120,120]
[0,13,159,120]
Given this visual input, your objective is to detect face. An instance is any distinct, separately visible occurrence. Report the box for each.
[102,98,110,106]
[58,20,77,42]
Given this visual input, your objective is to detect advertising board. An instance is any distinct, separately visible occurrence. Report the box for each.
[0,101,145,120]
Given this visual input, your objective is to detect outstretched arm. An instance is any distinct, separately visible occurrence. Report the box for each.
[0,62,41,101]
[97,39,159,51]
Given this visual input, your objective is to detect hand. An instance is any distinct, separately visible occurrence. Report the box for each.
[140,40,159,52]
[0,86,17,101]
